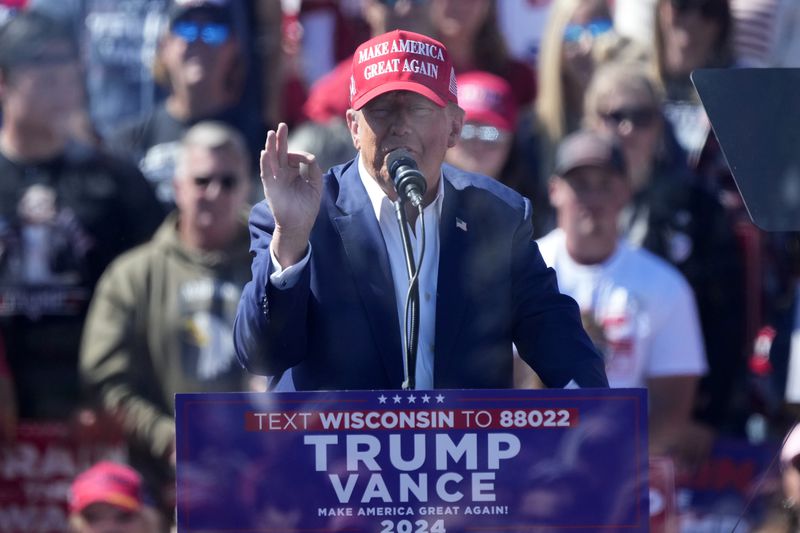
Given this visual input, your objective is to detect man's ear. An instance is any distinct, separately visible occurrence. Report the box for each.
[548,176,563,208]
[345,109,361,151]
[446,105,465,149]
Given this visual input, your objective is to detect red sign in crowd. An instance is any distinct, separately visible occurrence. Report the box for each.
[0,420,124,532]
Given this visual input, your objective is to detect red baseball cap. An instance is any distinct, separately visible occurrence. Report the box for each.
[456,71,518,132]
[350,30,458,110]
[69,462,143,513]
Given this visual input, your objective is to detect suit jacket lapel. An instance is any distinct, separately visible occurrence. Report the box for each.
[331,161,405,387]
[434,176,469,384]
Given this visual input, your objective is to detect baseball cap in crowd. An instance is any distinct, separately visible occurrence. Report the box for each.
[69,461,144,514]
[0,10,78,69]
[554,129,626,177]
[168,0,232,25]
[350,29,458,110]
[456,71,518,132]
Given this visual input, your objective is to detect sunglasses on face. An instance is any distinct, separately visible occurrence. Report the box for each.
[460,124,509,143]
[171,21,231,46]
[563,19,614,44]
[600,107,659,129]
[192,174,240,191]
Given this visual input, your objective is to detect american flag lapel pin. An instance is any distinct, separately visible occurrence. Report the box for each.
[456,218,468,232]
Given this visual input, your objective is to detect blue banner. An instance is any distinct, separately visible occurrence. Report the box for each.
[175,388,648,532]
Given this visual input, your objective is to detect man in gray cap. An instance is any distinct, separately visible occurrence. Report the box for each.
[535,129,708,460]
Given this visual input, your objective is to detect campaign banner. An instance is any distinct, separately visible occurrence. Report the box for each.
[176,388,649,532]
[0,419,126,533]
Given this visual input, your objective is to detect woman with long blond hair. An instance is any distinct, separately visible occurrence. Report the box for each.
[584,60,746,439]
[516,0,617,235]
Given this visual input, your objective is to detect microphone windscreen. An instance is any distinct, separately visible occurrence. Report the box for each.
[387,149,417,176]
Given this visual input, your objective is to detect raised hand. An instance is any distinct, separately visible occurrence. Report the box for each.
[261,123,323,267]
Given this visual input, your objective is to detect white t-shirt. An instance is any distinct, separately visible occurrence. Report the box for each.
[537,229,708,388]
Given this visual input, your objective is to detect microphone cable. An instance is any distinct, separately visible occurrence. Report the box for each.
[401,202,426,391]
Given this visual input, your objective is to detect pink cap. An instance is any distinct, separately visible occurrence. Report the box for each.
[456,71,518,132]
[350,30,458,110]
[69,462,143,513]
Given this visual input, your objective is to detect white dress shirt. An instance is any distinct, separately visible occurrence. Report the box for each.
[269,155,443,389]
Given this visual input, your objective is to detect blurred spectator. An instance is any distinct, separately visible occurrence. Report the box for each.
[29,0,273,141]
[428,0,536,108]
[583,61,747,433]
[68,461,163,533]
[729,0,800,68]
[516,0,620,235]
[496,0,553,68]
[0,11,163,422]
[753,424,800,532]
[28,0,169,140]
[535,0,614,160]
[80,122,254,523]
[781,425,800,513]
[655,0,734,100]
[536,129,707,458]
[444,71,520,186]
[109,0,265,208]
[302,0,432,125]
[653,0,734,174]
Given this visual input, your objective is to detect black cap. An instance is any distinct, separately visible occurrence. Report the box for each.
[168,0,233,25]
[0,10,78,69]
[554,129,627,178]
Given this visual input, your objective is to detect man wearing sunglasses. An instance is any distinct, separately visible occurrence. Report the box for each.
[235,30,608,392]
[110,0,264,210]
[81,121,254,525]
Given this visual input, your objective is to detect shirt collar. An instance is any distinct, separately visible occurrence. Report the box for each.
[357,154,445,221]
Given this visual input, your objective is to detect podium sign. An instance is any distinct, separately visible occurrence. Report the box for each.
[176,388,648,532]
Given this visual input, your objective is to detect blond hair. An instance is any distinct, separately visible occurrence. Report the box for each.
[534,0,616,178]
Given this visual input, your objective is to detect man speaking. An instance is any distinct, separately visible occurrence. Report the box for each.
[233,30,607,391]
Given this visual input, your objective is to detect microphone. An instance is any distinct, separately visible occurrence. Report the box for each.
[387,149,427,208]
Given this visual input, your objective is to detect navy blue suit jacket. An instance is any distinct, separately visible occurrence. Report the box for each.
[234,158,607,390]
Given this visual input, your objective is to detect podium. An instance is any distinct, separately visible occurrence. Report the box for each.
[175,388,649,532]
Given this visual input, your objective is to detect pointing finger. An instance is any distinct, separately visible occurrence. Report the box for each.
[276,122,289,171]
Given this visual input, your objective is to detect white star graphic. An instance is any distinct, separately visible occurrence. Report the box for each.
[422,394,431,403]
[378,395,387,404]
[435,394,445,403]
[393,394,402,404]
[407,395,416,403]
